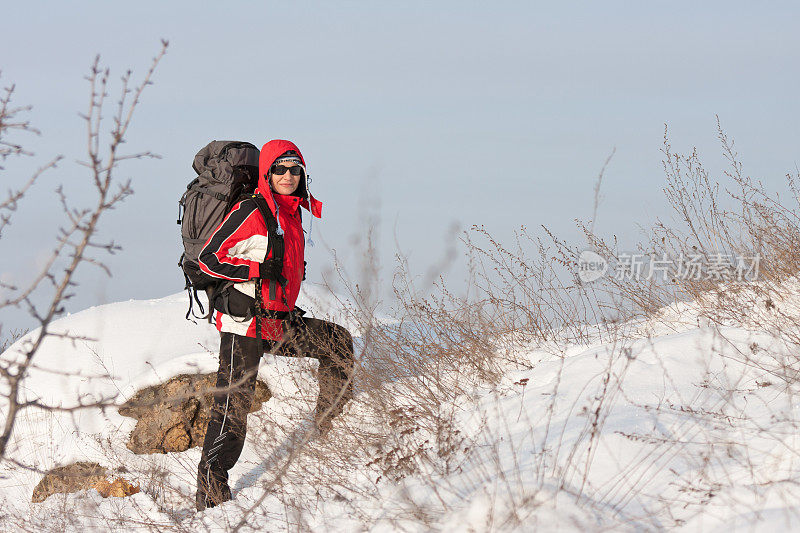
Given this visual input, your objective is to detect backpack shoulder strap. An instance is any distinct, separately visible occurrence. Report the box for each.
[250,194,288,306]
[250,194,284,263]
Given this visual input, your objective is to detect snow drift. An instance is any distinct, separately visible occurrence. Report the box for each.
[2,282,800,531]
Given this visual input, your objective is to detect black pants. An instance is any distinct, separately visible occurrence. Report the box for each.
[197,316,354,492]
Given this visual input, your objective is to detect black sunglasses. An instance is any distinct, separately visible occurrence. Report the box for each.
[270,164,304,176]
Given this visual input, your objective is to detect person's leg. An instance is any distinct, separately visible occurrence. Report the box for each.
[196,331,262,510]
[279,317,355,433]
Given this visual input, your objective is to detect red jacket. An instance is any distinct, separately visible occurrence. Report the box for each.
[198,140,322,340]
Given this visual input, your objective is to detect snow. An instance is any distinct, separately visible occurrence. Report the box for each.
[2,282,800,531]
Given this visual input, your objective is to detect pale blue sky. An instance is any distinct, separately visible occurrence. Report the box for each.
[1,1,799,336]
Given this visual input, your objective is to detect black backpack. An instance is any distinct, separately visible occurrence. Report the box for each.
[178,140,264,320]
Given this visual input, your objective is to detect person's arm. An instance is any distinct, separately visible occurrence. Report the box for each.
[198,200,262,282]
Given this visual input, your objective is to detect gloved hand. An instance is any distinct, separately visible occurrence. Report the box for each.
[258,258,283,280]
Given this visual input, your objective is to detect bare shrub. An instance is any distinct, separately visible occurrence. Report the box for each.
[279,123,800,529]
[0,42,173,531]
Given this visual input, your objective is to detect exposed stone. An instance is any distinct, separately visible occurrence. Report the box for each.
[31,462,108,503]
[93,477,140,498]
[163,423,191,452]
[31,462,140,503]
[118,372,271,454]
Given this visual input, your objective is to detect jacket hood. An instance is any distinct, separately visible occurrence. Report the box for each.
[258,139,322,219]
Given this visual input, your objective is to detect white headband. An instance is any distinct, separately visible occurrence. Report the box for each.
[274,155,302,165]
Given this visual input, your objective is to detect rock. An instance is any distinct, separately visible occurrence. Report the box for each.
[31,462,107,503]
[163,424,191,452]
[93,477,140,498]
[31,462,141,503]
[118,373,271,454]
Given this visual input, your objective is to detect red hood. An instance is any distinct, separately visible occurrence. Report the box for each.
[258,139,322,218]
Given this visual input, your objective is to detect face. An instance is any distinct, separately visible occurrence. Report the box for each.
[269,162,302,195]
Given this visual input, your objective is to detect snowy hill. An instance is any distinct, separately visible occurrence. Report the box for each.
[2,284,800,531]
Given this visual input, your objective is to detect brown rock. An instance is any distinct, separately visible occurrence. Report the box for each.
[118,373,271,454]
[31,462,108,503]
[93,477,140,498]
[163,423,192,452]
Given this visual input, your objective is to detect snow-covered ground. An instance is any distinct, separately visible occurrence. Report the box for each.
[2,283,800,531]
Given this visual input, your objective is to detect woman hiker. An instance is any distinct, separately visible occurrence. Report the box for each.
[194,139,355,510]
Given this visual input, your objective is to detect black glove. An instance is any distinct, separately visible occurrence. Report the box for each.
[259,258,282,280]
